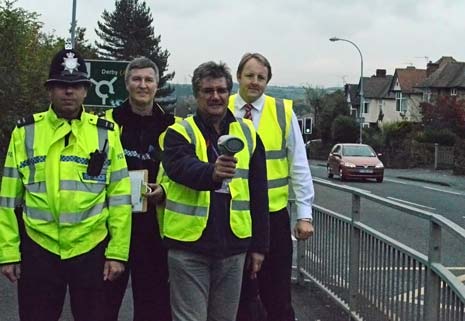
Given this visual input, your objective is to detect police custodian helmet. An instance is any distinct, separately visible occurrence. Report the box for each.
[45,47,91,86]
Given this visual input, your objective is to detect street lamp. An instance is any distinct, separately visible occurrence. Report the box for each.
[70,0,77,48]
[329,37,364,144]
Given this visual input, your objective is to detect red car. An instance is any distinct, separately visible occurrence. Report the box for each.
[327,143,384,182]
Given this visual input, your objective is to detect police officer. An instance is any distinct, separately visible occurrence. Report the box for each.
[0,47,132,321]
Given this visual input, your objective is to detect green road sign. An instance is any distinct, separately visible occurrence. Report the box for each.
[84,59,129,108]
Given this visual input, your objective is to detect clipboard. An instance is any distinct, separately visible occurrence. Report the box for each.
[129,169,149,213]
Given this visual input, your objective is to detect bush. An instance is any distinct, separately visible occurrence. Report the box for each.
[415,128,456,146]
[331,115,358,143]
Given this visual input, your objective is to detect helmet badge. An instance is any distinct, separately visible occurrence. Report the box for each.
[62,52,80,74]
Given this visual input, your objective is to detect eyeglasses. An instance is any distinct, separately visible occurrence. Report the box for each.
[199,87,229,96]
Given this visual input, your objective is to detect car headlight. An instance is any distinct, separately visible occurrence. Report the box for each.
[343,162,356,168]
[375,162,384,168]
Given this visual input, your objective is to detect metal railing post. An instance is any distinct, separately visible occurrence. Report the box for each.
[434,143,439,170]
[349,194,361,313]
[297,239,306,286]
[424,221,442,321]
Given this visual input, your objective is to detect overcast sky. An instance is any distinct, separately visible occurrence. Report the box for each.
[15,0,465,87]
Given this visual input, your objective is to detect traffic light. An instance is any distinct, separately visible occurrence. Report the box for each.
[304,117,312,134]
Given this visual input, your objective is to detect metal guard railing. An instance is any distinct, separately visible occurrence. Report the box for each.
[291,178,465,321]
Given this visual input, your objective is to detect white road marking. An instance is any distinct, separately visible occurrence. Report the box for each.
[422,185,465,196]
[384,178,410,185]
[387,196,436,210]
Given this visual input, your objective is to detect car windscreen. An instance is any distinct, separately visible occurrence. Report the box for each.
[342,146,375,157]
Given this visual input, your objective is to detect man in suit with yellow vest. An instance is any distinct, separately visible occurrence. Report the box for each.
[160,61,269,321]
[229,53,315,321]
[0,47,131,321]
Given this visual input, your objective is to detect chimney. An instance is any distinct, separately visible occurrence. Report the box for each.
[375,69,386,77]
[426,61,439,77]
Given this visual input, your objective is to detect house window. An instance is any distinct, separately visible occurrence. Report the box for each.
[423,89,431,102]
[396,92,402,112]
[363,100,369,114]
[451,88,457,96]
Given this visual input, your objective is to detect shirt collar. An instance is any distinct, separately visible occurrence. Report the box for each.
[235,92,266,112]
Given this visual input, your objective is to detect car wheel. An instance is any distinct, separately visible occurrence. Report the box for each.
[327,166,333,178]
[376,176,383,183]
[339,168,346,181]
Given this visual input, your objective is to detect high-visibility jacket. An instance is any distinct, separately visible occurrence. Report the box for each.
[161,116,256,242]
[0,107,132,264]
[229,94,293,212]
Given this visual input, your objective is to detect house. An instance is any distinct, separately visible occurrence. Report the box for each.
[389,66,427,122]
[416,56,465,102]
[345,69,395,128]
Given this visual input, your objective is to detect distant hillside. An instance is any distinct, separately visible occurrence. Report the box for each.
[171,83,342,101]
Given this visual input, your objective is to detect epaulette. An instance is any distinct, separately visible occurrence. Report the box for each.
[16,115,36,128]
[95,110,107,118]
[96,117,115,131]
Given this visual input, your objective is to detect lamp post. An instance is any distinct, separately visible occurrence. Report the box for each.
[70,0,77,48]
[329,37,364,144]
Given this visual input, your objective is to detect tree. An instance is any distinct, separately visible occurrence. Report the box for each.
[420,96,465,139]
[95,0,175,97]
[316,90,348,144]
[331,115,358,143]
[303,85,326,128]
[0,0,62,165]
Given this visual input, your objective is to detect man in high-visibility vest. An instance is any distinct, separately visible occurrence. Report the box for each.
[160,61,269,321]
[0,47,132,321]
[229,53,315,321]
[103,57,175,321]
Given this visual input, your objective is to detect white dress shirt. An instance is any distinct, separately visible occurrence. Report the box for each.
[233,93,315,220]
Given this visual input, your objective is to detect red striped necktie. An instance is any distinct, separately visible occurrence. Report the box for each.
[243,104,253,120]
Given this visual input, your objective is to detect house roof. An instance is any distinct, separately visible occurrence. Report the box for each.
[417,62,465,88]
[392,67,427,94]
[362,74,394,99]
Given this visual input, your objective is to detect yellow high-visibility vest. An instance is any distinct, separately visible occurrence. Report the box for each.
[229,94,293,212]
[161,116,256,241]
[0,107,132,263]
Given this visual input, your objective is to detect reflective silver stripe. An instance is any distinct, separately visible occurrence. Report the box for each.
[97,126,108,151]
[110,168,129,183]
[24,123,35,184]
[268,177,288,189]
[166,200,208,217]
[60,180,105,194]
[232,200,250,211]
[60,202,105,224]
[108,195,132,207]
[24,206,54,222]
[235,169,249,179]
[236,118,253,155]
[25,182,46,193]
[181,120,196,145]
[3,167,20,179]
[266,150,286,160]
[275,99,286,151]
[0,197,17,208]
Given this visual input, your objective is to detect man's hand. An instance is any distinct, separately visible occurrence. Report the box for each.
[212,155,237,182]
[145,183,165,204]
[294,220,314,240]
[246,252,265,280]
[1,263,21,283]
[103,260,125,281]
